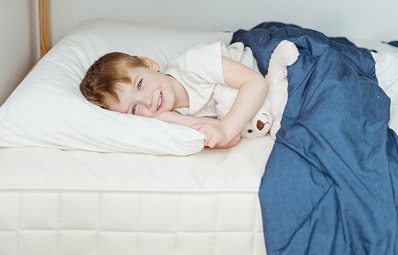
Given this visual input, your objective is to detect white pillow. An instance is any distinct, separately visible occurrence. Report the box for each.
[0,19,233,155]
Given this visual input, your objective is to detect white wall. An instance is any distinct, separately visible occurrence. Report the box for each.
[1,0,397,105]
[0,0,39,105]
[50,0,398,46]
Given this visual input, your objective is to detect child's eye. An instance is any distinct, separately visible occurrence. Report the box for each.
[131,104,137,115]
[137,79,143,90]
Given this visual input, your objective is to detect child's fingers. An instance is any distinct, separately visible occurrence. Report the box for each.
[205,135,219,148]
[192,124,218,148]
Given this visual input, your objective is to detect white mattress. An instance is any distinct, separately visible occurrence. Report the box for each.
[0,137,274,255]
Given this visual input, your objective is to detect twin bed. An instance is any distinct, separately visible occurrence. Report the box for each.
[1,2,398,255]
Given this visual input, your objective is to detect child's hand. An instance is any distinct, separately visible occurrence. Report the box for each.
[154,112,239,148]
[192,123,240,148]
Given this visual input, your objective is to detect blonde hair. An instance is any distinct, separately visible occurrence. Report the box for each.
[80,52,147,108]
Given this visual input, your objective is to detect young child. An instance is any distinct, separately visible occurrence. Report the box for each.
[80,42,269,148]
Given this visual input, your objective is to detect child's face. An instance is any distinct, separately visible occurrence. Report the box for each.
[105,67,178,117]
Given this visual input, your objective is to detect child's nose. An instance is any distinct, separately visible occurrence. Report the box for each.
[141,93,152,108]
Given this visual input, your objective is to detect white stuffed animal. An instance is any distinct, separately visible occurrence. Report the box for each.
[213,40,299,140]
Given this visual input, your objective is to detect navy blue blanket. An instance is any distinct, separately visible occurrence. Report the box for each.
[232,22,398,255]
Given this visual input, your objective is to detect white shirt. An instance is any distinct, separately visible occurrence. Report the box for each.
[164,41,260,117]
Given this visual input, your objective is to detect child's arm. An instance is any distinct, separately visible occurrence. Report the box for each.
[154,111,220,127]
[193,56,269,148]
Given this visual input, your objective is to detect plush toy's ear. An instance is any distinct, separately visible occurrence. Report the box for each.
[255,111,272,134]
[256,119,266,131]
[240,107,272,139]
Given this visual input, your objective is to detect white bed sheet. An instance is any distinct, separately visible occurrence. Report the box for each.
[0,137,273,192]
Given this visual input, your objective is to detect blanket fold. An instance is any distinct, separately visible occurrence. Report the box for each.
[232,22,398,255]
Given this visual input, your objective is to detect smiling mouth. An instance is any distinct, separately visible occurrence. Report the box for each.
[156,91,163,111]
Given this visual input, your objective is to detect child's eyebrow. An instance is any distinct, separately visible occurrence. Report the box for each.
[127,69,138,87]
[132,74,138,87]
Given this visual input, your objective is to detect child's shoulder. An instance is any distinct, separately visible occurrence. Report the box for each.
[167,42,225,69]
[185,41,225,57]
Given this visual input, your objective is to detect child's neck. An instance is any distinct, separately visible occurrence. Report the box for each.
[168,75,189,109]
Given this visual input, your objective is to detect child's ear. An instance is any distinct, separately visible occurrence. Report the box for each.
[139,56,160,71]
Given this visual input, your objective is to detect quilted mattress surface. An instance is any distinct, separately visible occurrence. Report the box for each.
[0,137,273,255]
